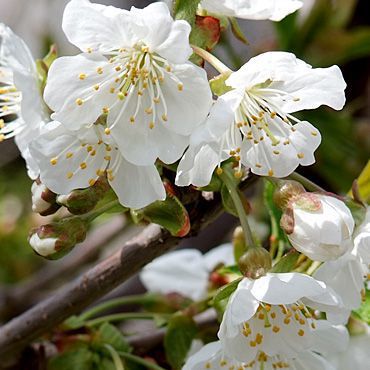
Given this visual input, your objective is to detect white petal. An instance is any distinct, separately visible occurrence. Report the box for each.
[175,143,220,187]
[140,249,208,300]
[314,253,365,311]
[311,320,349,355]
[29,123,106,194]
[201,0,303,22]
[226,51,346,112]
[108,156,166,209]
[250,273,335,305]
[354,207,370,263]
[44,54,117,130]
[130,2,192,64]
[158,63,213,136]
[62,0,134,53]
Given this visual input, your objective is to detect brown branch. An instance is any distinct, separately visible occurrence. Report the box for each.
[0,187,227,365]
[0,216,127,319]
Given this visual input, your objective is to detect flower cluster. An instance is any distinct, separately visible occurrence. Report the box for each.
[1,0,369,368]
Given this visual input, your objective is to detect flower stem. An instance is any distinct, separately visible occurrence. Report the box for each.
[191,45,232,74]
[79,294,160,321]
[288,172,325,193]
[219,170,256,250]
[85,312,161,327]
[118,351,167,370]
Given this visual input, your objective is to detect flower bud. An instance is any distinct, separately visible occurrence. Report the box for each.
[283,193,355,261]
[29,217,88,260]
[57,177,110,215]
[273,180,305,210]
[31,180,60,216]
[238,247,272,279]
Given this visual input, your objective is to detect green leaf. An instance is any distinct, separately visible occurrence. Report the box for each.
[174,0,201,26]
[212,277,242,305]
[209,72,232,96]
[271,251,300,273]
[48,346,94,370]
[353,289,370,324]
[96,323,130,353]
[135,191,190,237]
[164,313,197,370]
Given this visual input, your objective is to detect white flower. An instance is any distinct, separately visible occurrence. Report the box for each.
[314,253,365,323]
[0,23,48,179]
[29,122,166,209]
[176,52,346,186]
[328,328,370,370]
[200,0,303,21]
[353,206,370,264]
[285,194,355,262]
[218,272,344,363]
[140,244,234,301]
[44,0,212,168]
[313,207,370,319]
[183,336,344,370]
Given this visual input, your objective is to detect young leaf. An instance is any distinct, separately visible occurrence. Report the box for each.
[164,313,197,369]
[96,323,131,353]
[212,277,242,305]
[48,346,94,370]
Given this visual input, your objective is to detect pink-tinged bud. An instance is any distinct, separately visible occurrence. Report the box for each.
[29,217,88,260]
[31,180,60,216]
[238,247,272,279]
[57,177,110,215]
[273,180,306,210]
[284,194,355,262]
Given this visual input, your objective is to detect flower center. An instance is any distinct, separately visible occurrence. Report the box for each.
[79,43,184,131]
[0,67,22,141]
[241,303,316,350]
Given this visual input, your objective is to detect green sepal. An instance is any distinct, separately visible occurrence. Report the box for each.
[36,44,57,91]
[270,251,300,273]
[174,0,201,26]
[164,313,197,370]
[344,198,367,228]
[132,187,190,237]
[209,72,232,96]
[212,277,242,305]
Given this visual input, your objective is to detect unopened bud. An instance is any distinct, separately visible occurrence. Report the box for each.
[29,217,88,260]
[57,177,110,215]
[273,180,305,210]
[238,247,272,279]
[31,180,60,216]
